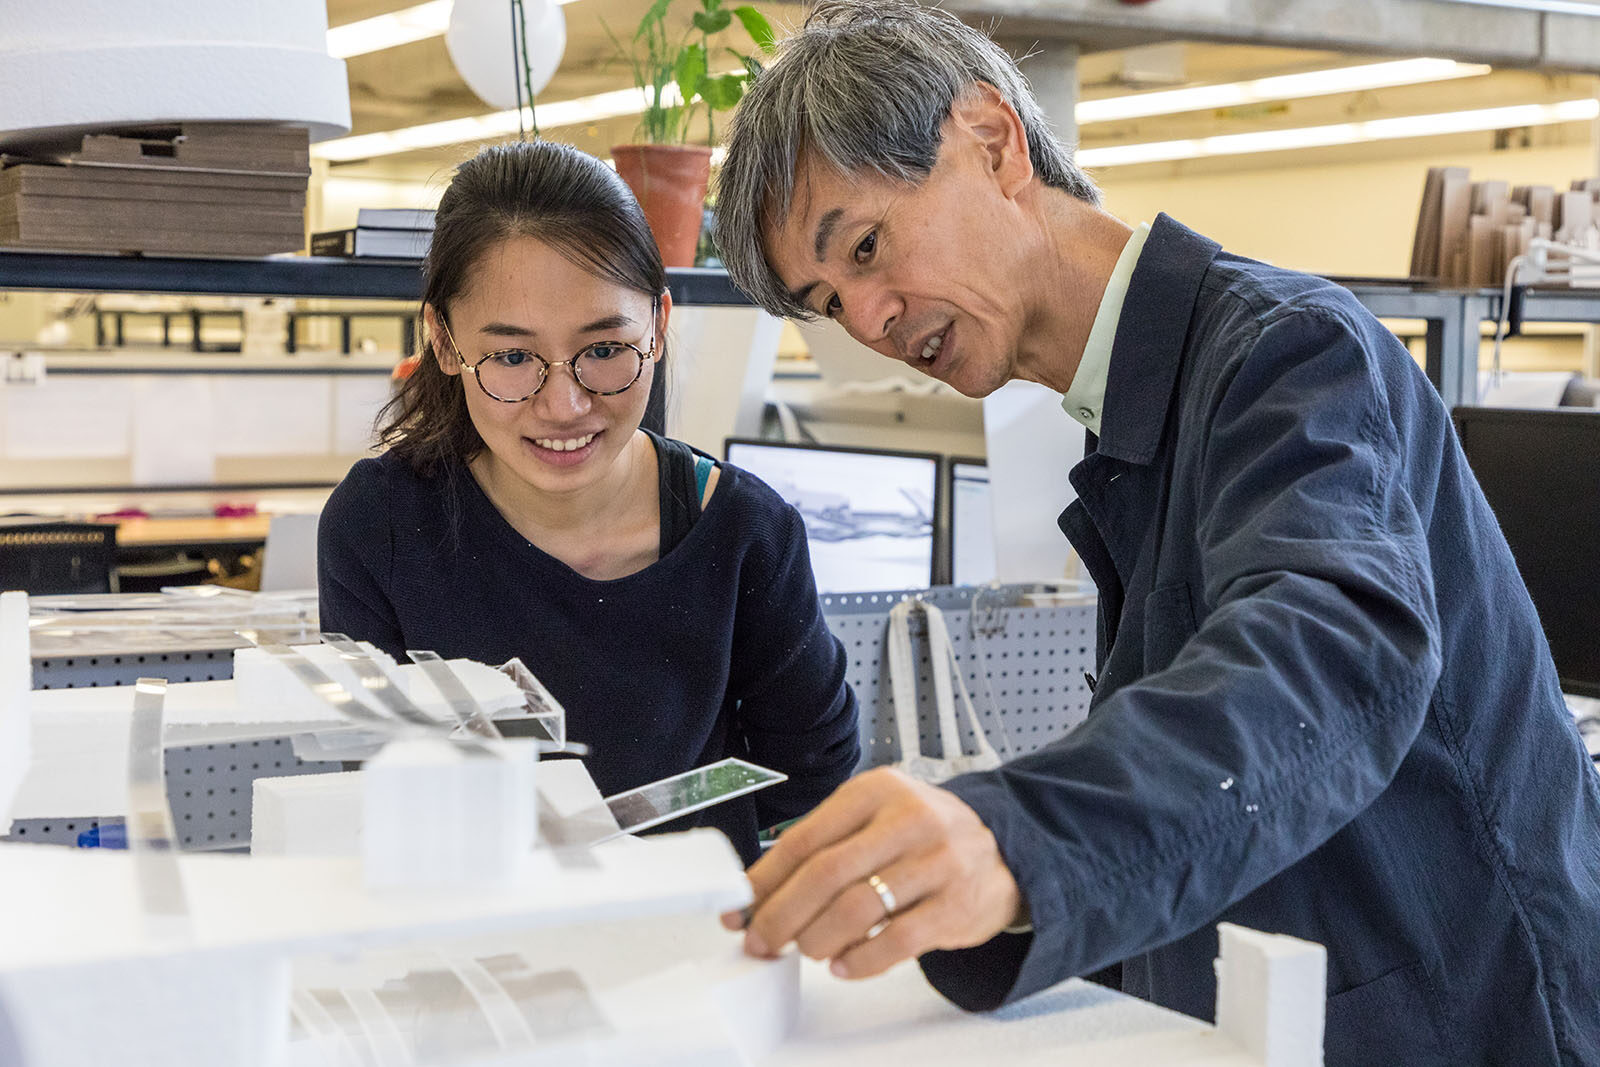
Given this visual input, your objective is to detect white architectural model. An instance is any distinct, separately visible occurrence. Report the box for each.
[0,610,1328,1066]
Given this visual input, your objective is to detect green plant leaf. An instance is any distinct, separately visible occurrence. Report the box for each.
[675,43,707,102]
[635,0,674,40]
[691,8,732,34]
[732,6,777,53]
[700,72,745,110]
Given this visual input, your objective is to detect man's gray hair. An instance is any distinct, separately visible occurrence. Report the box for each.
[716,0,1100,319]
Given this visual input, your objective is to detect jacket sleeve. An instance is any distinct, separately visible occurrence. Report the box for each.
[727,498,861,829]
[923,306,1443,1010]
[317,459,407,661]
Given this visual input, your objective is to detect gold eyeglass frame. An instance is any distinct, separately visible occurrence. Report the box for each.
[438,297,659,403]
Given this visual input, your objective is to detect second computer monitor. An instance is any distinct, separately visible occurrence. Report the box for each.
[724,438,940,594]
[948,457,997,587]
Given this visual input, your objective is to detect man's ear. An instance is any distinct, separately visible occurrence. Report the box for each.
[422,303,462,376]
[949,81,1034,199]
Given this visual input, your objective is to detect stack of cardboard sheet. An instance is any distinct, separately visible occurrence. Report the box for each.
[0,123,308,256]
[1411,167,1600,288]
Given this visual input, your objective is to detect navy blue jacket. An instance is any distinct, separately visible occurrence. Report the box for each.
[923,215,1600,1064]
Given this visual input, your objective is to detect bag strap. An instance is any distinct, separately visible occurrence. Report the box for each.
[886,600,927,761]
[922,603,999,763]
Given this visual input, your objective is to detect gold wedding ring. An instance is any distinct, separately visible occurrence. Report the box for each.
[867,873,898,917]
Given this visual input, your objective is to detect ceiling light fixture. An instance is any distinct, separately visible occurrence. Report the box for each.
[1076,98,1600,168]
[310,55,1511,163]
[1075,57,1491,125]
[327,0,581,60]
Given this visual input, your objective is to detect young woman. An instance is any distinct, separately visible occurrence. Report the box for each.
[317,141,859,863]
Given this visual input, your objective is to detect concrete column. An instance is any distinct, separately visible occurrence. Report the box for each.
[998,37,1079,147]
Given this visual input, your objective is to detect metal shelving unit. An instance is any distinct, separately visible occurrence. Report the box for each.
[7,249,1596,409]
[0,250,751,305]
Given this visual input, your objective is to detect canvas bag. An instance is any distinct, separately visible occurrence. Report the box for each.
[885,599,1002,783]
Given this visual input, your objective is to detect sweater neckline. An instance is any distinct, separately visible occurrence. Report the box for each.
[455,438,735,589]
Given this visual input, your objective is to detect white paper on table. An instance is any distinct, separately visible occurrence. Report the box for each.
[333,375,390,454]
[212,376,332,456]
[2,378,131,459]
[130,376,215,485]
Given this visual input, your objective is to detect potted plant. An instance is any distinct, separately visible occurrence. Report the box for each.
[606,0,776,266]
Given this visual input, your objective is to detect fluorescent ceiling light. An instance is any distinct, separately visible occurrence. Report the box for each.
[308,54,1507,163]
[1077,98,1600,168]
[315,86,660,161]
[327,0,580,60]
[1075,58,1490,124]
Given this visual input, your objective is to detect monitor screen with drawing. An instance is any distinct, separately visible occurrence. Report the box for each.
[724,439,940,594]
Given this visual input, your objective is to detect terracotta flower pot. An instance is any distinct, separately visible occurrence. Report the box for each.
[612,143,713,268]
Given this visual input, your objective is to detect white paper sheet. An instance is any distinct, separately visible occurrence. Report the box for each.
[212,376,332,456]
[333,375,390,454]
[130,376,215,484]
[2,378,131,459]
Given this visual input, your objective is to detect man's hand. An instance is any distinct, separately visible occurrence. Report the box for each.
[722,767,1022,978]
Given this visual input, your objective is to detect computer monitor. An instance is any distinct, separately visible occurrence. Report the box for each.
[1453,406,1600,698]
[948,457,997,587]
[723,438,940,594]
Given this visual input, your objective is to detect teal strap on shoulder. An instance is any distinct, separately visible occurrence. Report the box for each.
[693,454,715,502]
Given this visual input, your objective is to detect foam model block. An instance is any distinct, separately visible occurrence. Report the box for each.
[0,591,30,828]
[251,771,363,857]
[1214,923,1327,1067]
[363,738,539,890]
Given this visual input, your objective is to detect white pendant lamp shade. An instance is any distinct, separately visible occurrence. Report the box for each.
[446,0,568,112]
[0,0,351,147]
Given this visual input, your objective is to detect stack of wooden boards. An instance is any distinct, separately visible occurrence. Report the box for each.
[1411,166,1600,288]
[0,123,308,256]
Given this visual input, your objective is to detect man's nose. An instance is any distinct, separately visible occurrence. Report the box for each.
[840,283,901,349]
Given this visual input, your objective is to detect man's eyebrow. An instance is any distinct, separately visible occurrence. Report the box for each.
[787,282,819,310]
[814,207,844,262]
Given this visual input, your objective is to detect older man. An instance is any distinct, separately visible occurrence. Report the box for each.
[713,1,1600,1062]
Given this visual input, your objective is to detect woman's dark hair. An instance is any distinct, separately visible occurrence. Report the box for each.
[379,141,668,476]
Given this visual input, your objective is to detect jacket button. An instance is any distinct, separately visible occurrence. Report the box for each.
[1078,406,1095,420]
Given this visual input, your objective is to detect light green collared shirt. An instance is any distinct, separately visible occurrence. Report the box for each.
[1060,222,1151,435]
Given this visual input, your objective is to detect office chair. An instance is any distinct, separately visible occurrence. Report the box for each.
[0,522,118,595]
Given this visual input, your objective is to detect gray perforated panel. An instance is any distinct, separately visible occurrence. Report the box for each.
[32,649,234,689]
[822,587,1098,770]
[5,739,344,849]
[165,739,343,849]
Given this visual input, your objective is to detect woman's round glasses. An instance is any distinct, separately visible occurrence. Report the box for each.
[440,299,657,403]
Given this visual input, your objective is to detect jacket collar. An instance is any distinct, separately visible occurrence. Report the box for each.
[1093,213,1221,466]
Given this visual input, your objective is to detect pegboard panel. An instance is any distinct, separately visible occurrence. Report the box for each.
[163,738,344,849]
[32,648,235,689]
[824,588,1098,771]
[5,738,344,850]
[3,817,116,847]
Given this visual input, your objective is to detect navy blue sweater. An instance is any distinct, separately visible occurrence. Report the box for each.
[317,446,860,863]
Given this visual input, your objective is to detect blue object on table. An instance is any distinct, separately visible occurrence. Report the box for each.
[76,823,127,849]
